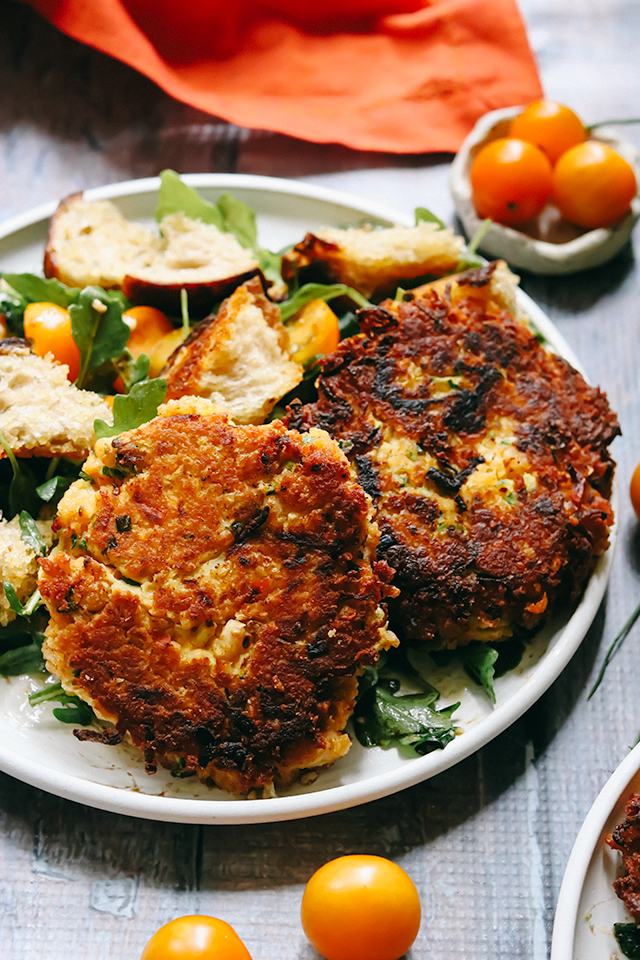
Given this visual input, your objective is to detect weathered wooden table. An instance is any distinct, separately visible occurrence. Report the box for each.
[1,1,639,957]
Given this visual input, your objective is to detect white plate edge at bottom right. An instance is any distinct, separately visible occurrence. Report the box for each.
[552,741,640,960]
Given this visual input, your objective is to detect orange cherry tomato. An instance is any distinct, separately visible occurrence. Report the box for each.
[23,301,81,381]
[148,327,186,378]
[0,315,9,339]
[140,916,252,960]
[287,299,340,365]
[510,100,586,166]
[470,138,553,225]
[552,141,637,229]
[301,855,421,960]
[123,305,174,359]
[630,462,640,521]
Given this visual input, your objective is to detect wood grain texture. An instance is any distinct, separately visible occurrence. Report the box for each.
[1,0,640,957]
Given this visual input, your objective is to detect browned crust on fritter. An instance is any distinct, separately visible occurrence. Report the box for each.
[608,794,640,921]
[285,264,619,647]
[38,404,396,793]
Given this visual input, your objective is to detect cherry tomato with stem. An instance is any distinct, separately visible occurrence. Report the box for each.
[510,100,586,166]
[301,855,421,960]
[140,915,252,960]
[23,301,81,381]
[552,140,637,229]
[470,138,553,225]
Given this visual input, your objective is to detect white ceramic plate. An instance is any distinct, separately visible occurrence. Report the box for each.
[0,174,616,824]
[551,743,640,960]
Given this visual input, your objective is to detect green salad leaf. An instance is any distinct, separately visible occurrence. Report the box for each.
[427,637,527,703]
[0,430,41,518]
[69,286,130,388]
[415,206,445,230]
[615,924,640,959]
[0,641,46,676]
[2,273,76,308]
[29,681,95,725]
[18,510,48,556]
[156,169,225,228]
[94,378,167,439]
[279,283,370,322]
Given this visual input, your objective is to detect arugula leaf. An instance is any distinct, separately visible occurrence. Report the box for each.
[280,283,370,322]
[94,378,167,439]
[256,247,283,286]
[156,169,225,228]
[2,273,76,308]
[457,219,492,271]
[18,511,47,556]
[217,192,257,249]
[36,475,73,504]
[112,350,151,393]
[0,641,46,676]
[0,429,40,518]
[69,287,130,388]
[455,643,499,703]
[415,206,445,230]
[354,684,457,752]
[3,583,42,617]
[615,924,640,959]
[0,280,28,335]
[29,681,95,725]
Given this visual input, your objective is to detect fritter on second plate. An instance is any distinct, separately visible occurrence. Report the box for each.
[286,263,619,649]
[38,398,397,796]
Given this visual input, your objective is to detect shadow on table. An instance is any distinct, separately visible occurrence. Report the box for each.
[516,243,635,315]
[0,594,606,895]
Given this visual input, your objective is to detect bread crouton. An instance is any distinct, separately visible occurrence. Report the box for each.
[45,195,261,316]
[0,515,54,626]
[0,340,113,460]
[411,259,524,321]
[162,278,302,424]
[281,221,464,299]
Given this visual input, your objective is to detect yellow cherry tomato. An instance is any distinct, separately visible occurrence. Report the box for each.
[510,100,586,166]
[630,461,640,521]
[301,855,421,960]
[552,140,638,229]
[140,916,252,960]
[470,138,553,225]
[148,327,186,378]
[123,305,174,359]
[287,299,340,365]
[23,301,81,381]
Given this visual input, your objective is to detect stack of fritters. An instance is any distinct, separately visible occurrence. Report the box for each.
[39,399,396,795]
[287,263,619,648]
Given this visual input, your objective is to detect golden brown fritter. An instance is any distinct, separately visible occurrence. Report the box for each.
[286,263,619,648]
[608,794,640,921]
[38,398,397,795]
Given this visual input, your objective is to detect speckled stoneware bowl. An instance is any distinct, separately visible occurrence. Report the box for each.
[450,106,640,275]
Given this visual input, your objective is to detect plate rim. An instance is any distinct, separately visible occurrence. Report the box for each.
[0,172,615,824]
[551,742,640,960]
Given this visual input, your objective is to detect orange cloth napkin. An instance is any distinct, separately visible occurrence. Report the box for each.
[25,0,543,153]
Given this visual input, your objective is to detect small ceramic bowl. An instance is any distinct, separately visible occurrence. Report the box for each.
[450,106,640,275]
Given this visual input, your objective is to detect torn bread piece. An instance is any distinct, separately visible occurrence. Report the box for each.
[0,515,54,626]
[281,221,464,300]
[162,277,302,424]
[0,340,113,460]
[45,195,261,316]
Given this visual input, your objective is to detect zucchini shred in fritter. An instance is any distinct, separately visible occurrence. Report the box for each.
[38,398,397,795]
[286,264,619,649]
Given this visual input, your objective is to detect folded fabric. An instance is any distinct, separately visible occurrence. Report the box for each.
[24,0,543,153]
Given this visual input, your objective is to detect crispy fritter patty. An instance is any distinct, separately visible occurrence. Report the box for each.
[608,794,640,920]
[286,264,619,648]
[39,398,396,795]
